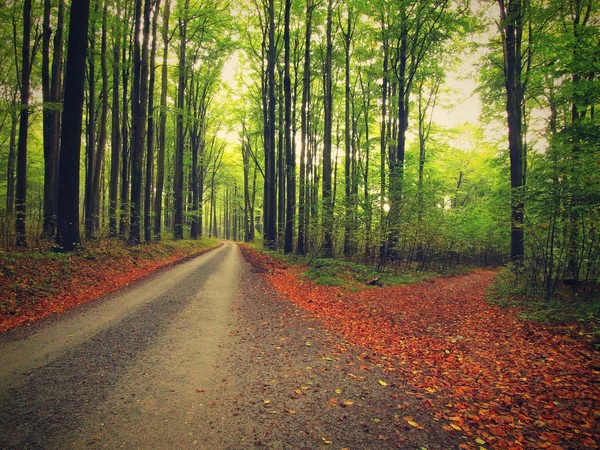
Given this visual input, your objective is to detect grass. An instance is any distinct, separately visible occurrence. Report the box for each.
[247,243,472,289]
[487,268,600,348]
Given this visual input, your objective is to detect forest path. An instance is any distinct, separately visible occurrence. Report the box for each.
[0,242,464,449]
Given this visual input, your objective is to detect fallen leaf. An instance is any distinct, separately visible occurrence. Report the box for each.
[378,380,388,387]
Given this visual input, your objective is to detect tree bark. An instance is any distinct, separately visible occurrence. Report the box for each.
[109,0,122,237]
[42,0,64,238]
[154,0,170,239]
[129,0,152,244]
[145,0,161,243]
[283,0,295,254]
[56,0,91,251]
[15,0,32,247]
[174,0,189,240]
[322,0,334,257]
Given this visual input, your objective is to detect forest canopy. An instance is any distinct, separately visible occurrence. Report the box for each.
[0,0,599,297]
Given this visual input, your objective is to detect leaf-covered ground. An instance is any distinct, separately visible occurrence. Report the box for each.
[0,239,220,333]
[240,245,600,449]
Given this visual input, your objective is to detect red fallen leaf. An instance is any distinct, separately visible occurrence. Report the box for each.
[240,246,600,449]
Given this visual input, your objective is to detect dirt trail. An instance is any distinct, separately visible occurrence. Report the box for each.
[0,243,465,449]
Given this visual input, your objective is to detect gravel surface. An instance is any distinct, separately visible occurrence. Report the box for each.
[0,243,464,449]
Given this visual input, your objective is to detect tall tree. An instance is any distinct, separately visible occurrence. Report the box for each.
[497,0,526,266]
[145,0,161,243]
[173,0,189,239]
[297,0,315,255]
[283,0,295,253]
[262,0,277,248]
[56,0,91,251]
[154,0,170,239]
[42,0,65,238]
[129,0,152,244]
[322,0,334,256]
[15,0,32,247]
[109,0,122,237]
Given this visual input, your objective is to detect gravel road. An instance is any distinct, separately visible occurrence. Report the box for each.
[0,242,463,449]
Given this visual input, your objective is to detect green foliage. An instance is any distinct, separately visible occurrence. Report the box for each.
[488,268,600,346]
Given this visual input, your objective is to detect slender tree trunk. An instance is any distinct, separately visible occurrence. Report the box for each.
[283,0,294,254]
[129,0,152,244]
[119,7,132,238]
[277,69,285,245]
[15,0,32,247]
[343,7,353,257]
[92,2,109,233]
[109,0,122,237]
[154,0,170,239]
[56,0,91,251]
[174,0,189,239]
[6,101,18,215]
[498,0,525,266]
[42,0,64,238]
[263,0,277,248]
[84,1,98,239]
[297,0,313,255]
[322,0,334,257]
[145,0,160,243]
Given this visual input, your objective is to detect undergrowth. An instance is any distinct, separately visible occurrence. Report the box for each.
[247,243,474,289]
[0,237,220,332]
[487,268,600,348]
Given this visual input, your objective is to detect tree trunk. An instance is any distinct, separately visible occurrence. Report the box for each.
[84,1,97,239]
[145,0,160,243]
[322,0,334,257]
[119,6,133,238]
[154,0,170,239]
[297,0,313,255]
[263,0,277,249]
[498,0,525,266]
[15,0,32,247]
[174,0,189,240]
[283,0,295,254]
[129,0,152,245]
[92,2,109,233]
[56,0,91,251]
[42,0,64,238]
[109,0,122,237]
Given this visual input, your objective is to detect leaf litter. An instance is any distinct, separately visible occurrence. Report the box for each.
[241,245,600,449]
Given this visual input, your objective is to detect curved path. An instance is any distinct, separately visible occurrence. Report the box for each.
[0,243,462,449]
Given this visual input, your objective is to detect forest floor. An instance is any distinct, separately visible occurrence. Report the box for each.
[240,245,600,449]
[0,242,598,449]
[0,237,221,333]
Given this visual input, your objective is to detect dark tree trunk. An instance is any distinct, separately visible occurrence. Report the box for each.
[263,0,277,248]
[283,0,295,254]
[6,100,18,215]
[15,0,32,247]
[119,6,133,238]
[174,0,189,240]
[145,0,160,243]
[42,0,64,238]
[84,1,97,239]
[322,0,334,257]
[498,0,525,266]
[129,0,152,245]
[343,7,354,257]
[56,0,91,251]
[297,2,313,255]
[154,0,170,239]
[92,2,109,233]
[109,0,122,237]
